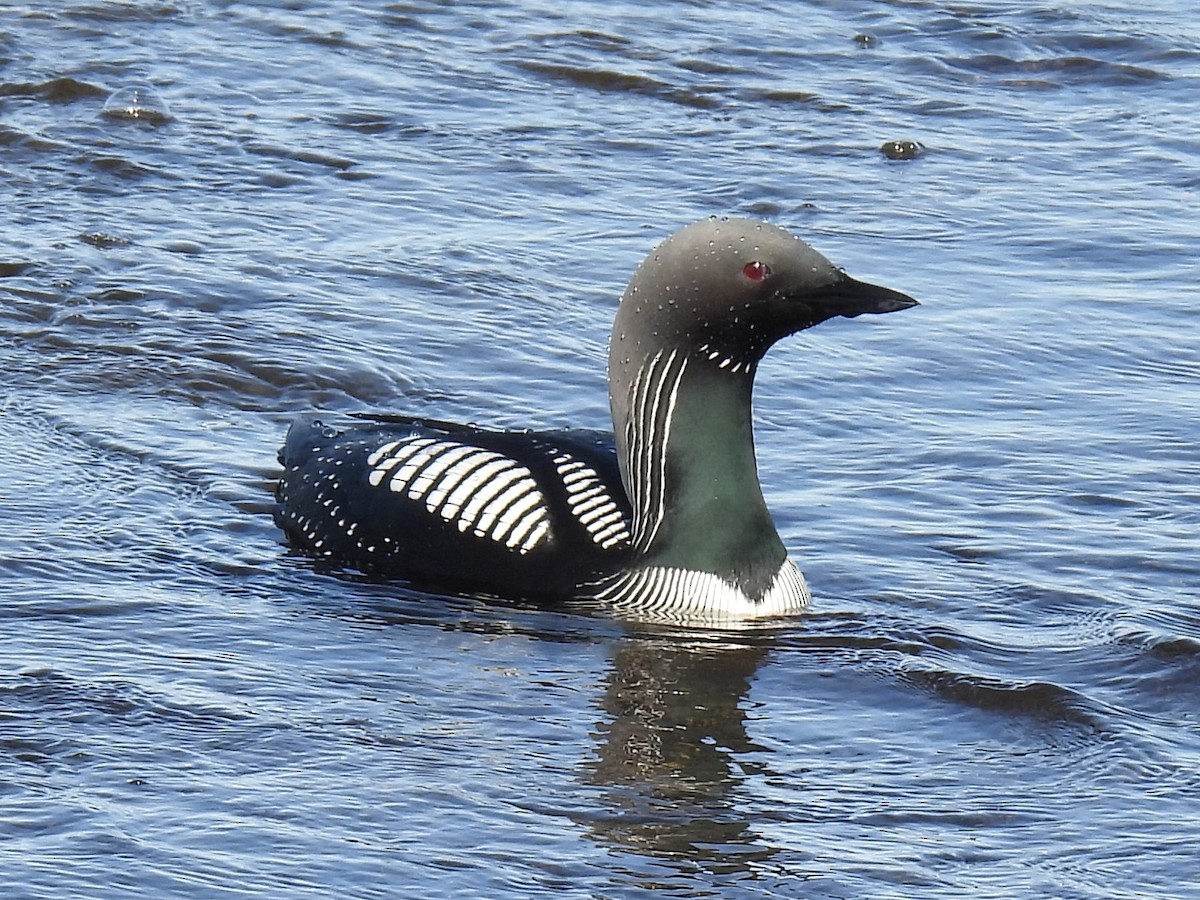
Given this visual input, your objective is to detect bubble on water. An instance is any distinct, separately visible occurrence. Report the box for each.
[101,86,172,125]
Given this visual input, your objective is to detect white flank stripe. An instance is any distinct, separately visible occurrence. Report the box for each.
[573,495,612,518]
[423,449,494,510]
[366,440,402,467]
[554,451,631,549]
[461,466,528,527]
[441,457,514,519]
[592,524,630,547]
[569,484,606,505]
[496,493,548,548]
[507,505,549,552]
[393,446,440,490]
[365,436,550,553]
[521,519,551,552]
[388,437,437,464]
[370,453,405,478]
[401,441,462,496]
[409,444,477,498]
[576,507,607,527]
[489,486,544,543]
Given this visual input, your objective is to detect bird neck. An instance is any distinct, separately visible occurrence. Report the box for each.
[610,347,787,588]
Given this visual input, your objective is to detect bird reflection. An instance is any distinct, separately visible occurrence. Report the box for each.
[582,632,778,870]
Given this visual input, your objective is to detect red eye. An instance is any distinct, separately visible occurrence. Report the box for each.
[742,261,771,281]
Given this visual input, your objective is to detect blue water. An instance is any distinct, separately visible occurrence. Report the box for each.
[2,1,1199,897]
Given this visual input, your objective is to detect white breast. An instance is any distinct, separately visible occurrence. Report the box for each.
[588,558,811,625]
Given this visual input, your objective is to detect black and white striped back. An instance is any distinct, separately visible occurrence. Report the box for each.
[275,416,635,601]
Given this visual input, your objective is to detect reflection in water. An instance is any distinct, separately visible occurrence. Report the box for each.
[583,633,777,874]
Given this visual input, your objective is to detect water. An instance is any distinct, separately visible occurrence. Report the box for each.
[2,1,1198,896]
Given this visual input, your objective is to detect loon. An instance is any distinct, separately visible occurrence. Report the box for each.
[274,217,916,623]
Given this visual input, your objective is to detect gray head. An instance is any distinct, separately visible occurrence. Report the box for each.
[609,217,917,407]
[596,218,917,602]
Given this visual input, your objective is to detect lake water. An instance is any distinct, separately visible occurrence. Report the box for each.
[2,1,1198,897]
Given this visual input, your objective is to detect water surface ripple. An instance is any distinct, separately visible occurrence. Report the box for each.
[2,1,1198,897]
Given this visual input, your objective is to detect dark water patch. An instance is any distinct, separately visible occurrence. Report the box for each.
[80,152,165,180]
[89,286,150,303]
[23,333,408,411]
[1139,632,1200,661]
[950,53,1166,85]
[1062,491,1143,511]
[531,28,633,54]
[998,77,1063,90]
[903,667,1105,733]
[299,28,352,49]
[742,88,852,113]
[0,261,34,277]
[846,803,1048,830]
[1113,608,1200,663]
[674,58,745,76]
[514,60,725,110]
[0,581,171,620]
[244,141,356,171]
[934,541,1000,563]
[324,109,412,135]
[377,7,437,32]
[2,669,252,737]
[1031,24,1200,67]
[0,76,106,103]
[0,124,69,160]
[58,2,183,24]
[258,170,306,189]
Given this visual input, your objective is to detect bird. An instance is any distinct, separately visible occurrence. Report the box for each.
[274,217,917,623]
